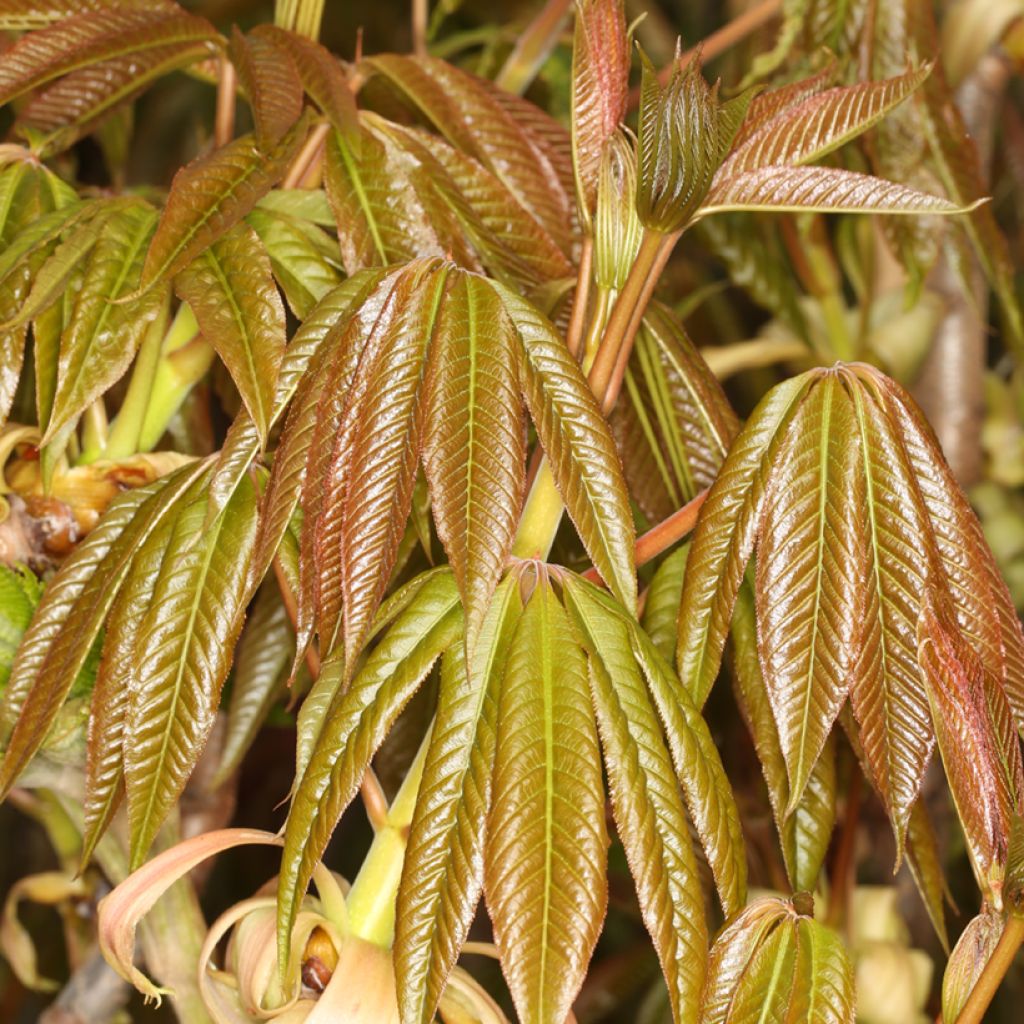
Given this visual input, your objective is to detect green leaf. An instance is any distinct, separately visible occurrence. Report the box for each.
[395,575,522,1024]
[123,472,259,866]
[629,615,748,918]
[0,7,219,107]
[139,113,311,293]
[211,582,292,789]
[0,462,206,793]
[755,375,863,810]
[485,573,607,1024]
[422,272,525,651]
[942,907,1003,1023]
[731,581,836,893]
[313,262,448,668]
[0,566,40,694]
[277,569,461,969]
[700,165,979,218]
[494,283,637,615]
[564,576,707,1023]
[251,25,358,141]
[718,65,930,179]
[641,545,689,663]
[246,206,341,319]
[175,221,286,445]
[45,202,161,446]
[570,0,629,223]
[677,371,813,708]
[230,26,303,148]
[904,798,950,951]
[365,54,573,255]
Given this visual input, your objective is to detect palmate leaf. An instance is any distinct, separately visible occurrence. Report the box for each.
[485,573,607,1024]
[175,221,286,445]
[677,372,814,708]
[277,569,462,969]
[138,112,311,293]
[0,460,207,789]
[494,284,636,615]
[570,0,629,222]
[364,54,574,256]
[699,165,977,219]
[0,6,219,108]
[229,27,302,149]
[564,577,707,1023]
[718,65,929,180]
[45,201,162,449]
[613,304,738,522]
[421,273,525,651]
[395,575,522,1024]
[123,472,259,867]
[755,374,863,810]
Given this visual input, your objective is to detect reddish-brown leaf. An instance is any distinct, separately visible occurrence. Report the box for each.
[229,26,303,148]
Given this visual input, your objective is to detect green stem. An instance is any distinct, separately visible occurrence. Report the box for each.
[954,914,1024,1024]
[494,0,572,95]
[345,734,431,947]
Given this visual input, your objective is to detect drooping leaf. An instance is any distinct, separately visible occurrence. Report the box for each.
[45,201,162,448]
[904,798,950,951]
[175,221,286,444]
[0,0,177,31]
[0,7,219,108]
[364,54,573,255]
[139,113,311,293]
[211,581,293,789]
[485,574,607,1024]
[230,26,303,149]
[278,569,462,969]
[0,462,207,792]
[313,261,448,668]
[421,273,525,651]
[570,0,629,223]
[123,472,259,866]
[494,283,636,614]
[564,576,707,1022]
[700,165,978,218]
[755,374,863,810]
[718,65,930,179]
[677,371,813,708]
[395,575,522,1024]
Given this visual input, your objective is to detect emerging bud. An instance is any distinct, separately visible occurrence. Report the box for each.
[593,132,642,291]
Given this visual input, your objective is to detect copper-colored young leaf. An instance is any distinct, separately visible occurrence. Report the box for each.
[314,262,448,668]
[730,64,837,151]
[494,283,636,615]
[0,7,219,108]
[395,575,522,1024]
[731,581,836,893]
[139,113,310,293]
[278,570,462,969]
[123,473,259,867]
[677,371,814,708]
[421,273,525,652]
[942,907,1004,1024]
[630,618,748,918]
[229,27,302,149]
[0,462,206,794]
[904,798,950,951]
[0,0,177,31]
[251,25,358,141]
[718,65,930,180]
[45,201,161,446]
[564,576,707,1023]
[570,0,628,223]
[701,164,976,218]
[845,375,936,849]
[211,581,293,789]
[485,574,607,1024]
[918,595,1022,897]
[364,54,573,255]
[175,221,286,445]
[755,375,862,810]
[246,206,341,319]
[614,304,738,522]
